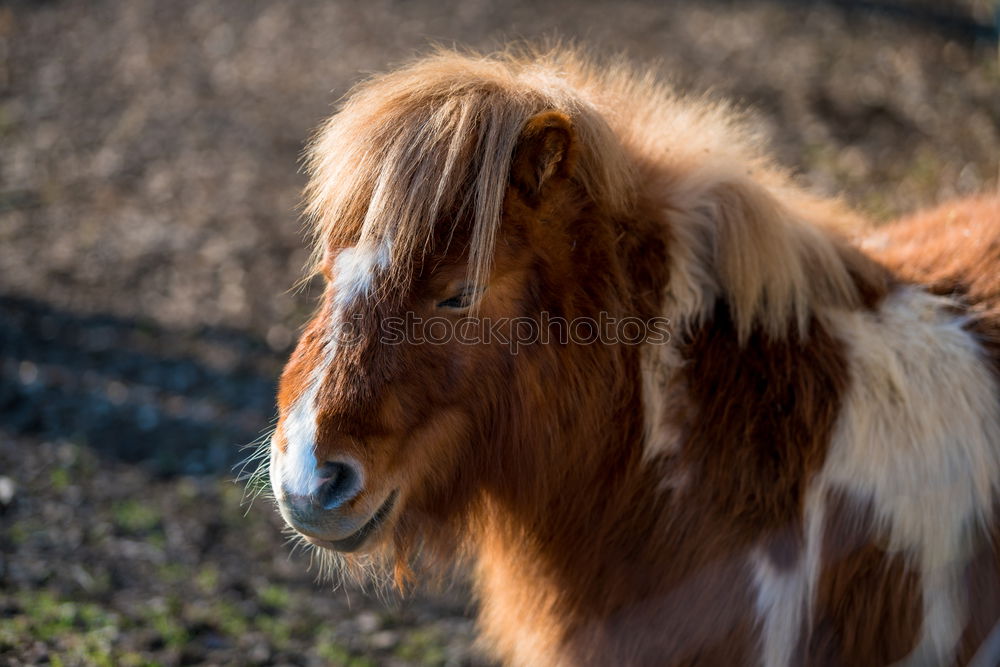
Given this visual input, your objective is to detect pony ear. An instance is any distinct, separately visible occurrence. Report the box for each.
[509,111,576,206]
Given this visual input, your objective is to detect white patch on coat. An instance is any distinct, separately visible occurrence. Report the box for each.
[753,552,808,667]
[820,287,1000,665]
[640,341,686,460]
[752,483,826,667]
[750,287,1000,666]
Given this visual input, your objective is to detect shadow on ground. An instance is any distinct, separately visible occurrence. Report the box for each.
[0,294,278,475]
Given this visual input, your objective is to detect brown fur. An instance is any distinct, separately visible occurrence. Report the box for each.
[808,490,924,666]
[862,195,1000,666]
[955,502,1000,666]
[863,195,1000,375]
[269,48,1000,666]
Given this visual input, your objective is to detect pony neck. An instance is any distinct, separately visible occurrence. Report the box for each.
[463,179,890,662]
[468,336,690,662]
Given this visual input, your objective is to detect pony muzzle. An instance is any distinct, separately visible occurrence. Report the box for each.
[300,490,399,553]
[274,458,397,552]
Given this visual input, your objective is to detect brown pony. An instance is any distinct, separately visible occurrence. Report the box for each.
[264,48,1000,666]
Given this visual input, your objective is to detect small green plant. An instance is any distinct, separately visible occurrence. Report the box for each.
[258,584,290,610]
[112,500,161,534]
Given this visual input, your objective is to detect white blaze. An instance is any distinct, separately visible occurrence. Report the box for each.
[271,242,391,498]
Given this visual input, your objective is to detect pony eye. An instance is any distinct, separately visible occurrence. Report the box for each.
[437,286,482,310]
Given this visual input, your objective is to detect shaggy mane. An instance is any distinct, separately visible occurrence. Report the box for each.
[303,48,635,296]
[303,47,884,337]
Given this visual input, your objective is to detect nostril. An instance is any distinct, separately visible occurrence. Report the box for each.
[314,460,362,510]
[317,460,344,480]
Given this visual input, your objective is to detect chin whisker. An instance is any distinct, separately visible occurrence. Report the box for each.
[234,422,277,514]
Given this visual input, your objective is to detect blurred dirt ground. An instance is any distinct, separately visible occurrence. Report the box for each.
[1,0,998,665]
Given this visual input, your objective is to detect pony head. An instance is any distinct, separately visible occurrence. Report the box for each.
[260,47,1000,667]
[267,48,877,586]
[269,51,645,581]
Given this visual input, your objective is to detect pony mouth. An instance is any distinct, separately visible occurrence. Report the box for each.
[305,490,398,553]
